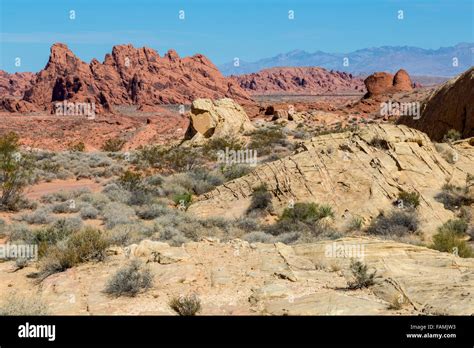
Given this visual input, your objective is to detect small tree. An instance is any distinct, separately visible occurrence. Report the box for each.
[0,132,32,210]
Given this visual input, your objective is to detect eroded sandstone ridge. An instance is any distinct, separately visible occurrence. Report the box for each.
[183,98,255,144]
[188,124,473,235]
[1,237,472,315]
[232,67,365,95]
[397,67,474,141]
[1,43,253,113]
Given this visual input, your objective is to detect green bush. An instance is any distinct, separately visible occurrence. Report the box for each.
[39,227,109,278]
[248,126,289,156]
[221,164,252,181]
[104,260,153,297]
[368,210,418,236]
[369,137,390,150]
[280,202,334,224]
[247,184,273,213]
[68,141,85,152]
[438,219,468,235]
[202,136,243,160]
[101,138,126,152]
[0,132,33,210]
[169,294,202,316]
[443,129,461,142]
[118,170,143,192]
[347,259,376,289]
[173,192,192,209]
[430,219,473,258]
[435,184,473,211]
[136,145,204,172]
[398,191,420,209]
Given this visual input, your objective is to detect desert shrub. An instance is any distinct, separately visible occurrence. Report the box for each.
[0,218,5,236]
[431,229,473,258]
[173,192,192,209]
[370,137,390,150]
[221,164,252,181]
[247,184,273,213]
[430,219,473,258]
[103,183,131,204]
[202,136,244,159]
[102,202,137,229]
[169,294,202,316]
[438,219,468,235]
[6,223,33,243]
[187,168,225,195]
[104,260,153,297]
[136,203,169,220]
[443,129,461,142]
[51,200,80,214]
[280,202,334,224]
[398,191,420,209]
[435,184,473,211]
[135,145,204,172]
[107,222,154,246]
[0,132,33,210]
[347,259,376,289]
[248,126,290,156]
[39,227,108,278]
[33,217,83,251]
[242,231,274,243]
[235,217,260,232]
[347,216,363,232]
[101,138,126,152]
[367,210,418,236]
[80,205,99,219]
[118,170,143,192]
[17,208,55,225]
[68,141,85,152]
[78,192,111,210]
[0,294,48,315]
[292,129,311,140]
[14,257,29,270]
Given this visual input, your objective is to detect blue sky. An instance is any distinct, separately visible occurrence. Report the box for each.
[0,0,472,72]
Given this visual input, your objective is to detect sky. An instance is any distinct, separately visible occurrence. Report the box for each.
[0,0,472,72]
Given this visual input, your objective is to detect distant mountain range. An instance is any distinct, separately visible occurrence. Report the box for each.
[219,43,473,77]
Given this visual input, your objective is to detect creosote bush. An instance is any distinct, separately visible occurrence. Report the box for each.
[0,132,33,211]
[104,260,153,297]
[169,294,202,316]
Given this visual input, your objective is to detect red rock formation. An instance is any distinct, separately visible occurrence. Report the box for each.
[364,69,413,98]
[0,71,35,97]
[9,43,253,114]
[231,67,365,95]
[397,67,473,141]
[393,69,413,92]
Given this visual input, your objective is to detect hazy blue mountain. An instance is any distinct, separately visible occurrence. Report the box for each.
[220,43,473,77]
